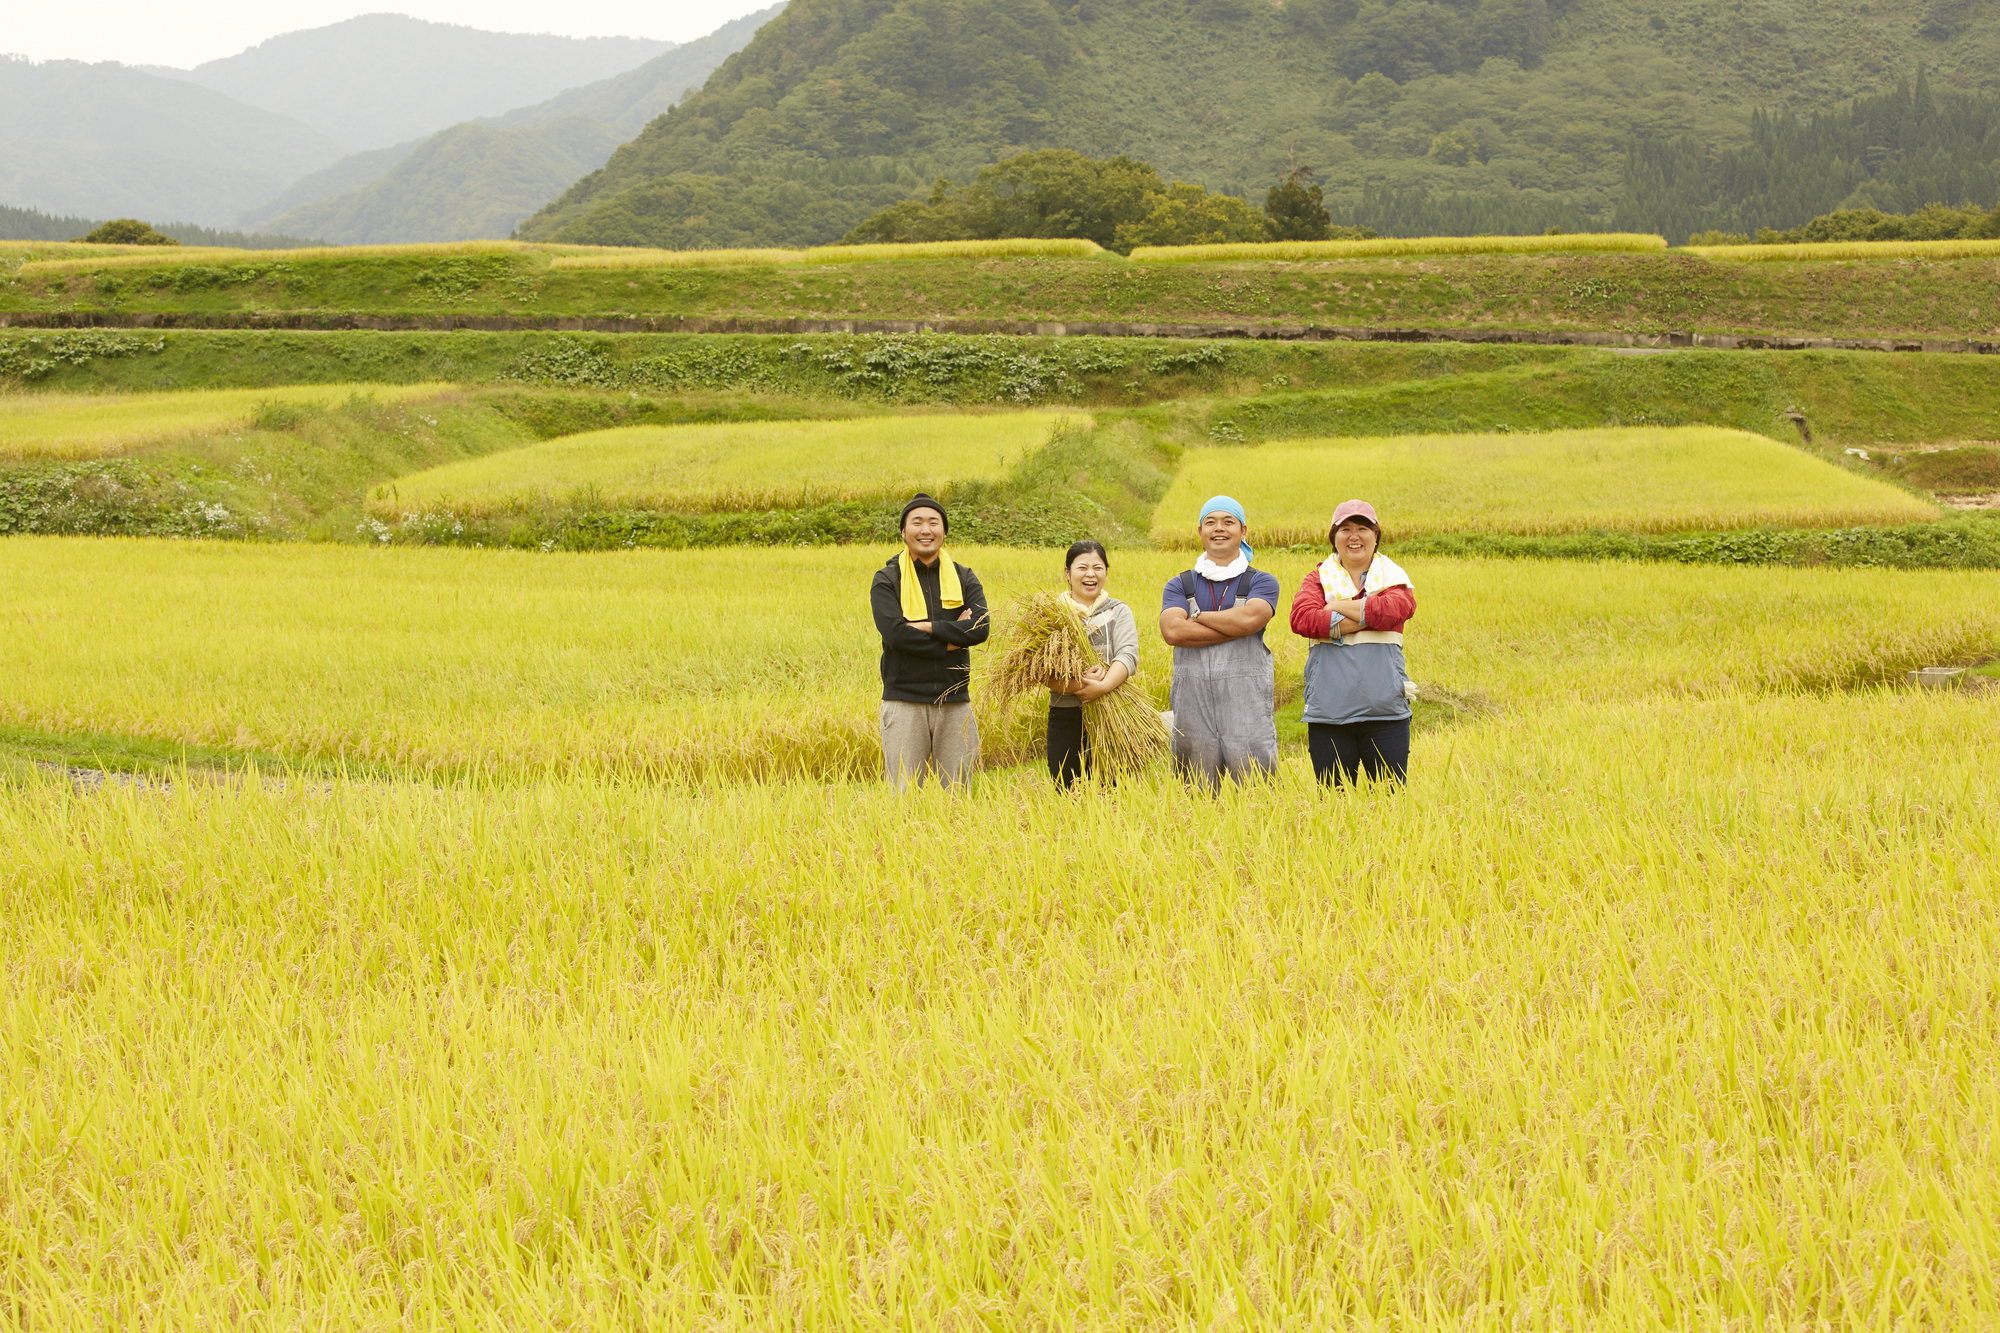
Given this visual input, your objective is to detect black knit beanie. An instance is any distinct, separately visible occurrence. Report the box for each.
[899,493,948,532]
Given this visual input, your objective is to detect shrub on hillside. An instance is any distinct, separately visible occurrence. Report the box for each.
[1752,202,2000,245]
[74,219,180,246]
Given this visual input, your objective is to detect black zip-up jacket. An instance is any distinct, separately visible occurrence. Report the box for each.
[870,554,990,704]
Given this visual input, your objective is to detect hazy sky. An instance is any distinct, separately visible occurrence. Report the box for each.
[6,2,775,69]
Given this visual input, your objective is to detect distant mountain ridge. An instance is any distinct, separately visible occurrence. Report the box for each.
[150,15,676,151]
[515,0,2000,248]
[255,5,784,244]
[1,10,768,243]
[260,120,626,245]
[0,58,346,226]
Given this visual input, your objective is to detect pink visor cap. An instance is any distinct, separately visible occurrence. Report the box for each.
[1330,499,1379,529]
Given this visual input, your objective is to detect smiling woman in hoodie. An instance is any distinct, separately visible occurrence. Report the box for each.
[1046,539,1141,787]
[1288,499,1416,786]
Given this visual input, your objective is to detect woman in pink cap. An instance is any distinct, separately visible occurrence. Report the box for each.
[1288,499,1416,785]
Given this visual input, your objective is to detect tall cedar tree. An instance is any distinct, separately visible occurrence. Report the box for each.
[1264,167,1332,241]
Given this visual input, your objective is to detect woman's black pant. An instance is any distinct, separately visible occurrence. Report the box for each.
[1047,704,1087,786]
[1308,716,1410,786]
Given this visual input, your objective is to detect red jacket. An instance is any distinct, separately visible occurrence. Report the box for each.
[1290,567,1415,640]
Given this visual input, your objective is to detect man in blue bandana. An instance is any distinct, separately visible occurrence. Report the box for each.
[1157,495,1281,789]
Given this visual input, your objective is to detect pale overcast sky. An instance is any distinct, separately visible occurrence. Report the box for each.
[7,2,774,69]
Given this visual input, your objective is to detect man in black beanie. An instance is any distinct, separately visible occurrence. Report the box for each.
[869,493,990,790]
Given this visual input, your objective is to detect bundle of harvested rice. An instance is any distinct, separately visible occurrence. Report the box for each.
[988,591,1170,779]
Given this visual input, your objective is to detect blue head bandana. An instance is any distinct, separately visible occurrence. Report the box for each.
[1197,494,1252,561]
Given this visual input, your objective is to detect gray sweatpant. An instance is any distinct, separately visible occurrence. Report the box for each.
[880,701,980,791]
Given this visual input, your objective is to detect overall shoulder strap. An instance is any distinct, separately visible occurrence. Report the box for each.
[1179,571,1198,601]
[1234,570,1256,602]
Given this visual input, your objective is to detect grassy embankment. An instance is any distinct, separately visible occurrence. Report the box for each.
[7,242,2000,343]
[5,329,1995,559]
[4,533,1999,1326]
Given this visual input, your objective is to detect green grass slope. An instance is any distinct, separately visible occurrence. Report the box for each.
[515,0,2000,249]
[10,248,2000,345]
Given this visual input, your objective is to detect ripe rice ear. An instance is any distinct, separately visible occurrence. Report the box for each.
[1080,687,1170,779]
[987,592,1099,706]
[986,591,1167,779]
[1129,233,1667,263]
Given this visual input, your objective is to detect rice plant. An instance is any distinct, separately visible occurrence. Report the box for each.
[805,238,1105,264]
[4,683,1998,1326]
[18,240,543,279]
[371,411,1081,517]
[548,247,813,271]
[0,382,456,461]
[1685,237,2000,262]
[984,590,1169,779]
[548,237,1106,272]
[1155,425,1938,545]
[1129,232,1668,263]
[3,538,1994,781]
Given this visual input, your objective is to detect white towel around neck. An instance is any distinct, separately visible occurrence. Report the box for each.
[1192,551,1250,581]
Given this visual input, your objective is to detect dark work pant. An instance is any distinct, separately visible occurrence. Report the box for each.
[1308,717,1410,787]
[1047,704,1087,786]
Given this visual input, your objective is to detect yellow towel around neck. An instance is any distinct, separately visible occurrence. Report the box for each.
[899,547,963,621]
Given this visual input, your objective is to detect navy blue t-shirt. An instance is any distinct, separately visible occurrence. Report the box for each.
[1161,567,1282,644]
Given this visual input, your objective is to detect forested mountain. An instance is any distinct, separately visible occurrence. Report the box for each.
[486,6,786,136]
[0,58,347,227]
[516,0,2000,248]
[250,6,783,245]
[1618,74,2000,240]
[150,17,674,150]
[238,143,428,231]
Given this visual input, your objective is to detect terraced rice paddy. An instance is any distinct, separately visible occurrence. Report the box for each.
[549,238,1108,271]
[4,305,1998,1326]
[370,411,1081,518]
[1684,237,2000,262]
[1128,232,1668,263]
[1155,426,1937,546]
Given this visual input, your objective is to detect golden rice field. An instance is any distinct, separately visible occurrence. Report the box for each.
[0,382,457,461]
[15,240,544,278]
[9,239,657,278]
[3,538,1996,781]
[1155,426,1937,546]
[3,533,1998,1325]
[1127,233,1668,263]
[1684,237,2000,262]
[548,238,1109,271]
[369,411,1080,518]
